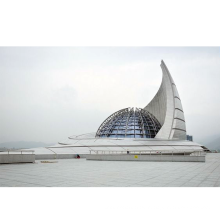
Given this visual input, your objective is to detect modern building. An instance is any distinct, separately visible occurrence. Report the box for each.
[187,135,193,142]
[31,60,207,159]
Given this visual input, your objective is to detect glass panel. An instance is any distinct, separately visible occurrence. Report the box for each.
[108,134,116,137]
[135,130,141,134]
[118,130,126,134]
[127,126,134,129]
[118,126,126,129]
[117,134,125,138]
[126,134,135,138]
[134,126,141,129]
[135,134,142,138]
[112,130,118,134]
[127,130,134,134]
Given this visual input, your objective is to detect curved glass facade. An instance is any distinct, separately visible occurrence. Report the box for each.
[96,107,161,138]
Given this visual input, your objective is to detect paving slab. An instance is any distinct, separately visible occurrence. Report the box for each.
[0,153,220,187]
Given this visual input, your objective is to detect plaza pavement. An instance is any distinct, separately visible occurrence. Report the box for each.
[0,153,220,187]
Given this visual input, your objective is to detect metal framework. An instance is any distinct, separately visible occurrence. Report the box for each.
[95,107,161,138]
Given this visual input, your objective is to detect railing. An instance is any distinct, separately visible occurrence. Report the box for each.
[89,149,205,156]
[0,150,35,155]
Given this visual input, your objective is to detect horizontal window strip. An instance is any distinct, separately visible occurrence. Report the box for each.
[172,128,186,132]
[174,96,180,100]
[174,118,185,122]
[175,108,184,112]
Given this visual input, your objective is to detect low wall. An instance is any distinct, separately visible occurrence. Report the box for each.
[86,154,206,162]
[35,154,88,160]
[0,154,35,164]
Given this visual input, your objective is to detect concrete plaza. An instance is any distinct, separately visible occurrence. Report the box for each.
[0,153,220,187]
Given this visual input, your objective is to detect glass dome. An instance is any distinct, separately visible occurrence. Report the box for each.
[96,107,161,138]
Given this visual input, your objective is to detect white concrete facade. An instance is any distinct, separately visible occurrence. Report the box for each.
[144,60,186,140]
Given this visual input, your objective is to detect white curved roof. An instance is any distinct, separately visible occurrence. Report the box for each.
[29,137,204,155]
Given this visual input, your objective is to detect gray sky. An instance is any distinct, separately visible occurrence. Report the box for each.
[0,47,219,144]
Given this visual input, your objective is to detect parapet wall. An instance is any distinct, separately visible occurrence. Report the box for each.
[86,154,205,162]
[0,154,35,164]
[35,154,88,160]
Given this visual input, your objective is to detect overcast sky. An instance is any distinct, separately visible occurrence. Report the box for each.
[0,47,219,144]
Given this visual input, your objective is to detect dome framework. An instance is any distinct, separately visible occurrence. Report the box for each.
[96,107,161,138]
